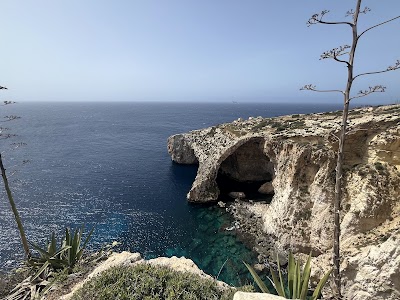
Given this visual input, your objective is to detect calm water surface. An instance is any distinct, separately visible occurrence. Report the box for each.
[0,101,354,284]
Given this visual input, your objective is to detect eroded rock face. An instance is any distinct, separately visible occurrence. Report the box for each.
[167,134,198,164]
[167,104,400,300]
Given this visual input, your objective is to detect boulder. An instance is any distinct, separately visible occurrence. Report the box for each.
[258,182,274,195]
[233,292,292,300]
[229,191,246,200]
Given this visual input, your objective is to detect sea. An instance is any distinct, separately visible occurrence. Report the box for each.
[0,100,390,285]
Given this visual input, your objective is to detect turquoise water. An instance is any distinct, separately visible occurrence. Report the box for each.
[164,205,256,285]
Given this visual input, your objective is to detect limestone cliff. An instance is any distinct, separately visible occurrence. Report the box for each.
[167,104,400,300]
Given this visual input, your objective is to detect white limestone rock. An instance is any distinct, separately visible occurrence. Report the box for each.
[167,104,400,299]
[233,291,293,300]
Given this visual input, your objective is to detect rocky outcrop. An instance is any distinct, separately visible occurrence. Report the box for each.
[167,134,198,164]
[167,104,400,300]
[57,252,229,300]
[233,292,290,300]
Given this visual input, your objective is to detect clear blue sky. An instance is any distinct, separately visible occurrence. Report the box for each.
[1,0,399,102]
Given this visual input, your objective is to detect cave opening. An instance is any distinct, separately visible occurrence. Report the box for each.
[216,138,275,202]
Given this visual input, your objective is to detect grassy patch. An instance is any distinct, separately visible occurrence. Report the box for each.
[323,110,343,117]
[380,106,400,114]
[251,119,271,131]
[223,124,243,137]
[289,120,305,129]
[207,126,217,137]
[71,264,237,300]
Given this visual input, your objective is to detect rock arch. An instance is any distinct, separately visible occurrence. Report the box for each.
[216,137,275,200]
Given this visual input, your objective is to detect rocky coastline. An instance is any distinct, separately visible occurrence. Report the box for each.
[168,104,400,300]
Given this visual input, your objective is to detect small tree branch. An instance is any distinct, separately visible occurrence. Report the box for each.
[300,84,344,94]
[330,133,340,142]
[353,60,400,80]
[346,6,371,20]
[358,15,400,40]
[307,10,353,27]
[349,85,386,101]
[320,45,351,65]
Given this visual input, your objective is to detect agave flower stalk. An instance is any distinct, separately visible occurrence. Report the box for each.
[0,153,30,257]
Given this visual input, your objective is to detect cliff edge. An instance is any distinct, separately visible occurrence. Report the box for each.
[167,104,400,300]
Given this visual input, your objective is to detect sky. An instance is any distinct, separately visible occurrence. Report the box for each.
[1,0,399,103]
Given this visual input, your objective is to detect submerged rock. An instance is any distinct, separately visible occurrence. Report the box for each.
[167,104,400,300]
[217,201,226,208]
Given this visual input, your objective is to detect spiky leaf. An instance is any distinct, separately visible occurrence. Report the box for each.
[300,253,312,299]
[276,254,286,297]
[31,261,50,282]
[243,261,271,293]
[311,268,332,300]
[269,267,285,297]
[288,252,295,297]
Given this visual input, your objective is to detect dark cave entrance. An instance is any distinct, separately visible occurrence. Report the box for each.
[216,138,275,202]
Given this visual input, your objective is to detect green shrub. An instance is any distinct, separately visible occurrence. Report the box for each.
[71,264,236,300]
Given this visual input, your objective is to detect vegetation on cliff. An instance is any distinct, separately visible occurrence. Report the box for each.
[70,264,237,300]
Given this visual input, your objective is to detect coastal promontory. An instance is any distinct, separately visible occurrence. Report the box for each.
[168,104,400,300]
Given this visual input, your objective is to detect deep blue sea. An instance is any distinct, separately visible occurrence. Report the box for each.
[0,101,385,285]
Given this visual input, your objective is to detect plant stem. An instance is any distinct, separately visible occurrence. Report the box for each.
[333,1,362,298]
[0,153,30,257]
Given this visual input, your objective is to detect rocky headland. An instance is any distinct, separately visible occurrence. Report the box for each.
[167,104,400,300]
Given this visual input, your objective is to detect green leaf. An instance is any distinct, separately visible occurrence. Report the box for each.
[269,267,284,297]
[300,253,312,299]
[311,268,332,300]
[70,228,80,265]
[276,254,286,298]
[52,245,72,258]
[29,241,51,259]
[50,232,57,255]
[31,261,50,282]
[243,261,271,293]
[288,252,295,298]
[296,260,301,297]
[81,227,94,251]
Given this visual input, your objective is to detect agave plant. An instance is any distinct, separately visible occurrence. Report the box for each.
[244,252,331,300]
[27,226,94,282]
[61,226,94,270]
[27,232,71,282]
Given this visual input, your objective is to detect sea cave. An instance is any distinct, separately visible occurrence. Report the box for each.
[216,138,275,201]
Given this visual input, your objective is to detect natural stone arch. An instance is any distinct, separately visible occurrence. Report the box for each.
[215,137,275,201]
